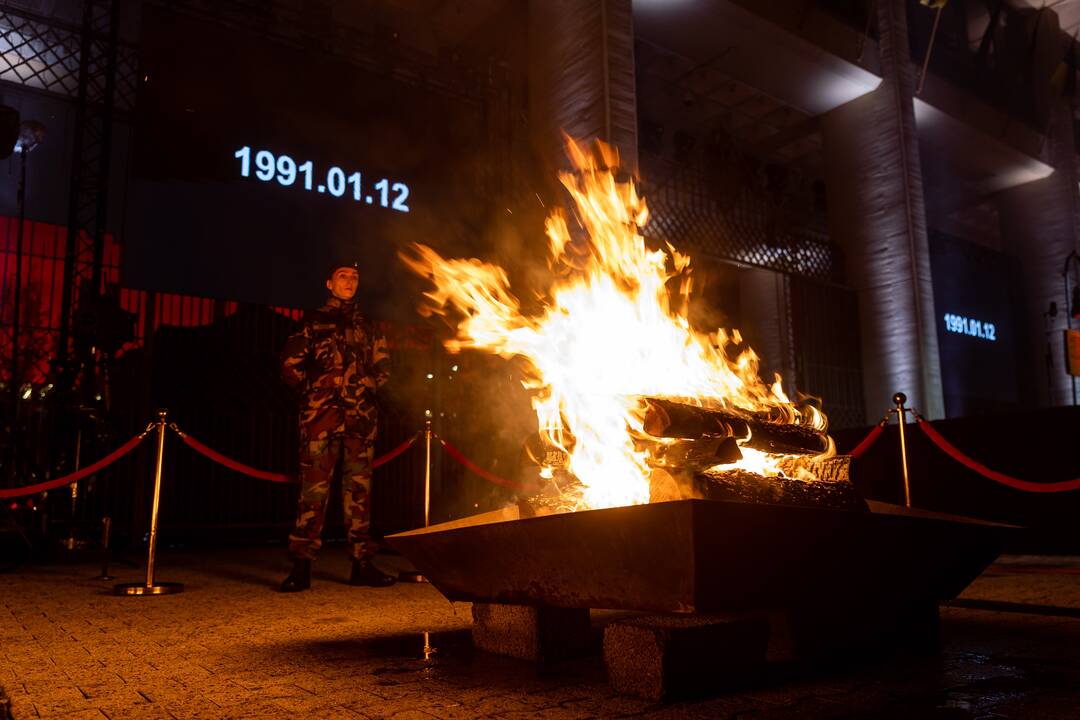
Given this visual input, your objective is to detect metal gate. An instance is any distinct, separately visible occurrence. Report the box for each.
[790,275,866,430]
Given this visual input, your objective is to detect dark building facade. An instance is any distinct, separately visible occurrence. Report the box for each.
[1,0,1077,538]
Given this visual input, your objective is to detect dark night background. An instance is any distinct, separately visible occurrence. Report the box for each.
[1,0,1080,560]
[125,6,492,313]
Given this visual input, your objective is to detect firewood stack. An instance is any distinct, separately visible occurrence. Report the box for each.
[639,398,864,512]
[519,397,866,514]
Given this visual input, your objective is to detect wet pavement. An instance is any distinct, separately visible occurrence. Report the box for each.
[1,548,1079,718]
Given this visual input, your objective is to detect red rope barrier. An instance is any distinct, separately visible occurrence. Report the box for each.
[848,423,885,458]
[180,434,293,483]
[0,433,146,499]
[178,430,419,483]
[437,436,523,489]
[916,418,1080,493]
[373,434,420,469]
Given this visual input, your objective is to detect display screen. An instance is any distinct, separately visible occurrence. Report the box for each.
[124,7,491,312]
[942,312,997,342]
[231,145,411,213]
[929,232,1020,416]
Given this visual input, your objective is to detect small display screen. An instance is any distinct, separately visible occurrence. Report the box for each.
[929,232,1020,415]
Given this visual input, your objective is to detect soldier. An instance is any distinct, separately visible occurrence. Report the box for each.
[278,259,396,591]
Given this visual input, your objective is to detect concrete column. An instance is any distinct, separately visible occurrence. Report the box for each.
[997,101,1080,407]
[528,0,637,174]
[820,0,945,420]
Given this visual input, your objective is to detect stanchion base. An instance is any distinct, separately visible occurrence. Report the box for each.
[397,571,428,583]
[94,574,116,581]
[60,537,94,551]
[113,582,184,596]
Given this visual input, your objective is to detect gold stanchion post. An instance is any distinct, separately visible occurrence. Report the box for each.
[115,410,184,596]
[894,392,912,507]
[399,420,433,584]
[423,419,432,528]
[422,630,435,661]
[61,429,91,551]
[94,517,114,581]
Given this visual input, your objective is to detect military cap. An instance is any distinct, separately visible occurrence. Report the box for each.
[326,258,360,280]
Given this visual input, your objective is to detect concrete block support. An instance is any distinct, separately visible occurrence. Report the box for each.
[603,614,769,701]
[471,603,593,662]
[769,600,940,662]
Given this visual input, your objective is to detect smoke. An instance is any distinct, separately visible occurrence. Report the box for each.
[362,150,565,517]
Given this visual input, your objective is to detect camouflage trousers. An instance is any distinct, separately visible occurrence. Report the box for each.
[288,432,377,561]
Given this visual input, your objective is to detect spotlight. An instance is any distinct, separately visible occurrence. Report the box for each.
[13,120,45,154]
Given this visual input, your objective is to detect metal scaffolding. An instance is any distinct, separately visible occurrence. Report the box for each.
[0,1,138,387]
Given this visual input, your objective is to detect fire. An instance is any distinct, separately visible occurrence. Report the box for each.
[402,138,828,510]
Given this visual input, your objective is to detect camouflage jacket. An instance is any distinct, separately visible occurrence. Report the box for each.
[280,297,390,417]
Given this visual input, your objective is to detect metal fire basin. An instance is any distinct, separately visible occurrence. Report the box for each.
[387,499,1011,614]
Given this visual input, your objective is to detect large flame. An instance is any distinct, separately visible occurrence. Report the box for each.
[402,138,827,510]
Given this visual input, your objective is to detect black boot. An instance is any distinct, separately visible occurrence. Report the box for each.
[279,558,311,592]
[349,557,396,587]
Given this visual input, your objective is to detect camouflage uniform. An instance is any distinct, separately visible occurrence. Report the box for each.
[281,296,389,561]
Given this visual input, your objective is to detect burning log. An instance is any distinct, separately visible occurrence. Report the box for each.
[775,454,851,483]
[641,398,829,456]
[641,436,741,503]
[642,436,742,472]
[694,456,865,512]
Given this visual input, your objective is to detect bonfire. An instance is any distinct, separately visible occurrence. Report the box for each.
[402,138,833,512]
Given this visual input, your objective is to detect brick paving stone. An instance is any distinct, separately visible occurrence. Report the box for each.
[75,680,137,700]
[146,701,203,720]
[94,704,182,720]
[381,710,446,720]
[19,684,83,702]
[267,694,340,715]
[220,700,302,719]
[90,689,158,707]
[31,696,100,717]
[7,697,36,719]
[424,695,542,718]
[483,708,595,720]
[3,548,1080,718]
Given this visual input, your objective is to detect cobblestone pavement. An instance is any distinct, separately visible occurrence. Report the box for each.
[2,549,1079,719]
